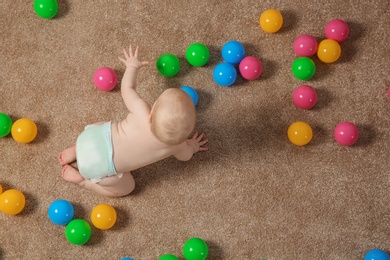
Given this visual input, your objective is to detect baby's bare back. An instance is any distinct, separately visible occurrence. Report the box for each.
[110,113,182,173]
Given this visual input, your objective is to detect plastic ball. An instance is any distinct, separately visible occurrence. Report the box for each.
[156,53,180,77]
[48,199,74,225]
[0,184,2,194]
[325,19,349,43]
[120,258,134,260]
[259,9,283,33]
[186,43,210,67]
[11,118,38,144]
[33,0,58,19]
[158,254,179,260]
[91,203,117,230]
[334,122,359,146]
[288,121,313,146]
[291,57,316,80]
[93,67,118,91]
[317,39,341,63]
[0,189,26,215]
[213,62,237,87]
[239,56,263,80]
[364,249,390,260]
[65,219,92,245]
[293,85,318,109]
[293,34,318,57]
[0,113,12,137]
[222,40,245,64]
[180,86,199,106]
[183,237,208,260]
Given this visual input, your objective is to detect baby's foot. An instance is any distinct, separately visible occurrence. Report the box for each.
[58,146,76,166]
[61,165,84,184]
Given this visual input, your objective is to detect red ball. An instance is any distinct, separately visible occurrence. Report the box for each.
[238,56,263,80]
[93,67,118,91]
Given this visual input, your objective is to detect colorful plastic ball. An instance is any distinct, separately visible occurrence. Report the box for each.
[93,67,118,91]
[91,203,117,230]
[213,62,237,87]
[259,9,283,33]
[0,189,26,215]
[158,254,179,260]
[334,122,359,146]
[222,40,246,64]
[48,199,74,225]
[33,0,58,19]
[317,39,341,63]
[11,118,38,144]
[65,219,92,245]
[364,249,390,260]
[291,57,316,80]
[239,56,263,80]
[180,86,199,106]
[156,53,180,77]
[293,85,318,109]
[288,121,313,146]
[120,258,134,260]
[186,43,210,67]
[0,113,12,138]
[183,237,208,260]
[293,34,318,57]
[325,19,349,43]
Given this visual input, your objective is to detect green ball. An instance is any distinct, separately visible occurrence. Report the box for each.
[156,53,180,77]
[158,254,179,260]
[183,237,208,260]
[186,43,210,67]
[0,113,12,138]
[34,0,58,19]
[291,57,316,80]
[65,219,91,245]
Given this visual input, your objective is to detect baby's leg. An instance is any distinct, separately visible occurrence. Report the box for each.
[58,146,76,166]
[93,172,135,197]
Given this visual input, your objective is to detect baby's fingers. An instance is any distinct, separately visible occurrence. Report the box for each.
[122,48,130,59]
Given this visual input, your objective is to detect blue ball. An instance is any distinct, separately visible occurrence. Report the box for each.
[180,86,199,106]
[48,199,74,225]
[222,40,245,64]
[364,249,390,260]
[121,258,134,260]
[213,62,237,87]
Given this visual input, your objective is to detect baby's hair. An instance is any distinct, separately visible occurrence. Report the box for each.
[150,88,196,145]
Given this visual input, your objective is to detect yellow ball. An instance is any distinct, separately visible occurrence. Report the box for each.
[288,121,313,146]
[11,118,38,144]
[260,9,283,33]
[317,39,341,63]
[91,204,117,230]
[0,189,26,215]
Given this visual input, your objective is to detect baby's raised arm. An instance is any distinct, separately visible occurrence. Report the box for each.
[173,132,209,161]
[118,45,149,113]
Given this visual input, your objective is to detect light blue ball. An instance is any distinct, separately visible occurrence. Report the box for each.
[364,249,390,260]
[222,40,245,64]
[213,62,237,87]
[180,86,199,106]
[48,199,74,225]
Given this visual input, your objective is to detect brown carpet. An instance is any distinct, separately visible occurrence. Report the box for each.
[1,0,390,259]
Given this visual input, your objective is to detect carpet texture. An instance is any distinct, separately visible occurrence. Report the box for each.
[1,0,390,259]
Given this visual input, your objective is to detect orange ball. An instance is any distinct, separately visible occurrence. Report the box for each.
[91,204,117,230]
[317,39,341,63]
[259,9,283,33]
[11,118,38,144]
[0,189,26,215]
[288,121,313,146]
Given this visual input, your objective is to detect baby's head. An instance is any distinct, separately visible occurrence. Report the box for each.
[150,88,196,145]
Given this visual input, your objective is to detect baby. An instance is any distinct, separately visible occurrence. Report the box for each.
[58,45,208,197]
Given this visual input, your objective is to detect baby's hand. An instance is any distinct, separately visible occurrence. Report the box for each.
[186,132,209,153]
[118,45,149,69]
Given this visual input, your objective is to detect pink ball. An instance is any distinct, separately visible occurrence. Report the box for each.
[334,122,359,146]
[93,67,118,91]
[325,19,349,43]
[238,56,263,80]
[293,85,317,109]
[293,34,318,57]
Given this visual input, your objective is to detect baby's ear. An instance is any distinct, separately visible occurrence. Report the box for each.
[148,113,153,123]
